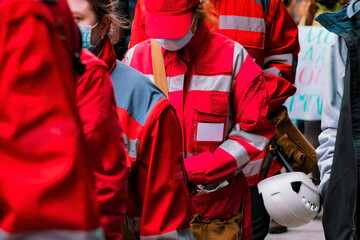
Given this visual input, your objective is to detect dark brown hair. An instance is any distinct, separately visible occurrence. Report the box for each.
[87,0,129,43]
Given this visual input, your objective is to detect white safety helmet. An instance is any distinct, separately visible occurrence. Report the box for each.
[258,172,320,228]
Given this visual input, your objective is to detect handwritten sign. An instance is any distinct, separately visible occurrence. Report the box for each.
[284,26,337,120]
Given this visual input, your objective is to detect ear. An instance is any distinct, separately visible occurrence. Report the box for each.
[100,17,111,39]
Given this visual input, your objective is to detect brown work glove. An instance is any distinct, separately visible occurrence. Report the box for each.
[269,106,318,174]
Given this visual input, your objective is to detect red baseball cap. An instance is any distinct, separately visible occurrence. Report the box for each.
[145,0,200,39]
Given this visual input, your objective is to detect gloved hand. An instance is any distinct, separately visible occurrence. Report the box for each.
[269,106,318,174]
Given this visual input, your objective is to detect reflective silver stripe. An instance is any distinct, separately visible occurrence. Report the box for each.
[232,42,248,80]
[185,152,201,158]
[219,139,250,168]
[145,74,184,93]
[230,124,269,151]
[219,15,265,33]
[123,134,140,159]
[264,53,294,66]
[185,152,193,158]
[124,45,136,65]
[145,75,183,93]
[168,75,184,92]
[242,157,267,177]
[140,228,194,240]
[144,74,155,84]
[189,75,232,92]
[0,228,104,240]
[263,67,282,77]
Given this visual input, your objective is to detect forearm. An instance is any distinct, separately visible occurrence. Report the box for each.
[140,106,193,239]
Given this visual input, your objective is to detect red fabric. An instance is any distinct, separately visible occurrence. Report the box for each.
[134,104,192,237]
[144,0,199,39]
[191,173,252,240]
[98,37,117,72]
[43,0,81,61]
[125,22,275,239]
[0,0,100,233]
[128,0,299,185]
[129,0,147,49]
[130,0,298,114]
[77,48,128,240]
[100,37,192,238]
[210,0,299,113]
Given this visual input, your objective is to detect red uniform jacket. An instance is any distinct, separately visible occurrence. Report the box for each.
[129,0,300,185]
[98,37,194,240]
[125,23,275,240]
[0,0,103,238]
[77,49,128,240]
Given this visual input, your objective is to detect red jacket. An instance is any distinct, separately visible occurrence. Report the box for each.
[129,0,298,113]
[98,37,194,240]
[0,0,102,238]
[77,48,128,240]
[125,23,275,239]
[129,0,299,185]
[209,0,299,114]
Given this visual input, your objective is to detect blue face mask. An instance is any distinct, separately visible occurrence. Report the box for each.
[78,22,100,52]
[156,16,197,51]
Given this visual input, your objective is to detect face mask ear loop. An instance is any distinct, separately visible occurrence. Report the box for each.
[90,20,102,48]
[190,13,198,34]
[92,20,101,29]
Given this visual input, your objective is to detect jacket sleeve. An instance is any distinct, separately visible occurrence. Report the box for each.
[263,0,299,113]
[77,50,128,240]
[184,48,275,185]
[316,37,346,197]
[139,103,194,239]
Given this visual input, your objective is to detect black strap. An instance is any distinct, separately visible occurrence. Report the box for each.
[262,148,275,180]
[263,139,294,180]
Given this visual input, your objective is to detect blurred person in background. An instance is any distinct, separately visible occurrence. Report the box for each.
[283,0,297,18]
[297,0,349,193]
[67,0,193,239]
[299,0,349,26]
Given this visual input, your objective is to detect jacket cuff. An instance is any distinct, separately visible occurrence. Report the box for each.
[184,156,207,184]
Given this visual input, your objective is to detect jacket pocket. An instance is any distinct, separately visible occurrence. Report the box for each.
[190,93,229,153]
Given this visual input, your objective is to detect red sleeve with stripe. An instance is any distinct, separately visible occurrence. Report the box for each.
[184,55,275,185]
[263,0,299,113]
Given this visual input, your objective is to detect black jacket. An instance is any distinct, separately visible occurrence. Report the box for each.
[316,4,360,239]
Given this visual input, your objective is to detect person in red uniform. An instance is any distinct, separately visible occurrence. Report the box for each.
[76,48,128,240]
[128,0,300,238]
[67,0,194,239]
[124,0,276,239]
[0,0,105,238]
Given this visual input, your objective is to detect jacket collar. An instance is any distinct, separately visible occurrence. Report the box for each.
[348,0,360,18]
[316,5,360,36]
[98,36,117,73]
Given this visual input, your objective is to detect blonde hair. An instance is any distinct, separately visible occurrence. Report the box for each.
[87,0,129,44]
[195,0,218,29]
